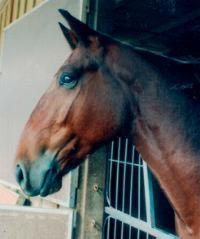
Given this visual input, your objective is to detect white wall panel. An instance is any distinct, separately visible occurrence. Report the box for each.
[0,0,84,205]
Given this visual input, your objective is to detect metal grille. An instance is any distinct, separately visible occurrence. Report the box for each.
[103,137,177,239]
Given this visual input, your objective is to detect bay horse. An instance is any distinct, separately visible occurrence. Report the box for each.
[15,9,200,238]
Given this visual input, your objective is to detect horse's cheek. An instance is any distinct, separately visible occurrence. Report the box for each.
[82,108,118,142]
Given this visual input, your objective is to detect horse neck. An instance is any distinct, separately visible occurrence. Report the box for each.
[109,44,200,233]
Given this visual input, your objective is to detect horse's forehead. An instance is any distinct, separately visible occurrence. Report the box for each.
[62,47,89,69]
[73,46,91,60]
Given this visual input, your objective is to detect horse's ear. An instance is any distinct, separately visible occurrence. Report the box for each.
[58,22,78,49]
[58,9,98,47]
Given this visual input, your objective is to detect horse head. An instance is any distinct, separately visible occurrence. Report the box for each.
[15,10,133,196]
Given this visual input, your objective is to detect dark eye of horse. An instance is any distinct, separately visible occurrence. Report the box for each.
[59,72,78,89]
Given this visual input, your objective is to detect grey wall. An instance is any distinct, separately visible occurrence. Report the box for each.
[0,0,85,205]
[0,205,73,239]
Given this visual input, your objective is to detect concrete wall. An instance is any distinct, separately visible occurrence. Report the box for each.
[0,0,86,205]
[0,205,73,239]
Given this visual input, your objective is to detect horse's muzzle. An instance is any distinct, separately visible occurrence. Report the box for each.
[15,152,62,197]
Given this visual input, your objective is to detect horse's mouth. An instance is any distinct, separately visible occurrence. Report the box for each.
[22,168,63,197]
[39,162,75,197]
[18,138,86,198]
[39,168,62,197]
[39,148,79,197]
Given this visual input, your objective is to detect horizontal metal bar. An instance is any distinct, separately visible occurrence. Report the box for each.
[105,207,178,239]
[108,158,143,167]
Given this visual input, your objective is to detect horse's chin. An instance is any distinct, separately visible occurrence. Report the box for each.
[22,154,89,198]
[39,158,81,197]
[21,174,63,198]
[39,177,62,197]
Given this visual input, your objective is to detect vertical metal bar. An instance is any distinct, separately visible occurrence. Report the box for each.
[120,138,128,238]
[137,155,142,238]
[143,161,156,227]
[115,137,121,208]
[129,145,135,213]
[129,226,132,239]
[106,217,110,239]
[108,141,114,204]
[114,137,121,239]
[105,142,114,237]
[128,145,135,239]
[143,161,151,224]
[122,138,128,211]
[92,0,99,29]
[138,155,141,220]
[120,221,123,239]
[137,229,140,239]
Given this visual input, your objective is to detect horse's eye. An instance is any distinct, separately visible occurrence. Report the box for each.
[59,72,78,89]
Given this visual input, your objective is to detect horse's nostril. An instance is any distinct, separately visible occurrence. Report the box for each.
[16,165,24,182]
[15,162,27,187]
